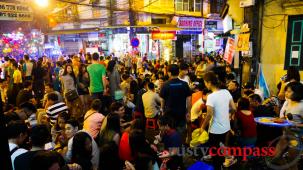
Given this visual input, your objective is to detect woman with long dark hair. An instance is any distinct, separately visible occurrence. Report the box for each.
[71,132,93,170]
[99,113,121,146]
[62,64,77,94]
[77,64,90,112]
[61,64,83,120]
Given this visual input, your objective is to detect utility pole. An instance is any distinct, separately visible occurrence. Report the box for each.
[109,0,113,26]
[201,0,204,17]
[128,0,136,40]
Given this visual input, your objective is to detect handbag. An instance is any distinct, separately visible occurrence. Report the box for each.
[65,89,79,101]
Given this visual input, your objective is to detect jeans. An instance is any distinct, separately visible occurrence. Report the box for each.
[208,132,228,170]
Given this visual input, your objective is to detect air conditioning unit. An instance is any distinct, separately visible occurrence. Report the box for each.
[240,0,255,8]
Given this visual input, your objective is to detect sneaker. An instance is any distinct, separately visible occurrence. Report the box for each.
[223,156,237,167]
[202,154,212,161]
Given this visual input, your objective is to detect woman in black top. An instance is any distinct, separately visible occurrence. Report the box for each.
[77,64,90,112]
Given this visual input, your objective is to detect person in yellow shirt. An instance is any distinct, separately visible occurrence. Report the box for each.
[13,65,22,84]
[10,61,23,105]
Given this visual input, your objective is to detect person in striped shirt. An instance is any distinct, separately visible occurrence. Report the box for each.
[45,92,69,126]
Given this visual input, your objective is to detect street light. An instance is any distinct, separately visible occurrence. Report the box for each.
[35,0,48,7]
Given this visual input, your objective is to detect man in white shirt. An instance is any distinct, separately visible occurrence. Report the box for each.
[7,121,28,170]
[23,55,33,81]
[142,82,163,142]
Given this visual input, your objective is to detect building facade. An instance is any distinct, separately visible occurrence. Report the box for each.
[260,0,303,94]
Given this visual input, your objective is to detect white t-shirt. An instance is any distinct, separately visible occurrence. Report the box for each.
[206,89,232,134]
[280,99,303,122]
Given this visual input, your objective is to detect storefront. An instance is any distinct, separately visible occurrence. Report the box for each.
[107,27,151,58]
[203,19,224,53]
[83,32,109,56]
[108,28,135,58]
[151,31,176,61]
[44,35,62,59]
[176,17,204,61]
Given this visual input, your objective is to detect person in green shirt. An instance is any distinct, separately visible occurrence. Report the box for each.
[87,52,107,100]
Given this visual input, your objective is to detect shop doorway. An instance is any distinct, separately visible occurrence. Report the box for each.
[175,35,191,60]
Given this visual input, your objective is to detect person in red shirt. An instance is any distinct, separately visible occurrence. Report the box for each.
[235,97,257,147]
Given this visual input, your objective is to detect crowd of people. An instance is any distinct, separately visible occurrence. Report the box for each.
[1,51,303,170]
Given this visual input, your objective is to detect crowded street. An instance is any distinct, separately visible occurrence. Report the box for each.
[1,0,303,170]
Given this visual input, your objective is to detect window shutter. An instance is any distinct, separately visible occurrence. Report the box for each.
[285,15,303,70]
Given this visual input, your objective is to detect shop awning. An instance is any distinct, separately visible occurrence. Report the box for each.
[147,24,183,32]
[46,24,183,35]
[46,28,101,35]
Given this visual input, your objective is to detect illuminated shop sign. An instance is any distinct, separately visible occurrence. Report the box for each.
[0,2,33,21]
[151,31,176,40]
[178,17,203,29]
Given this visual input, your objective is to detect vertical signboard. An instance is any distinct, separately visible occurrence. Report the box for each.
[224,37,236,64]
[236,33,250,51]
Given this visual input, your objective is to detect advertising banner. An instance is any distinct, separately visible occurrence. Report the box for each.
[178,17,203,29]
[224,37,236,64]
[151,31,176,40]
[236,33,250,51]
[0,2,33,21]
